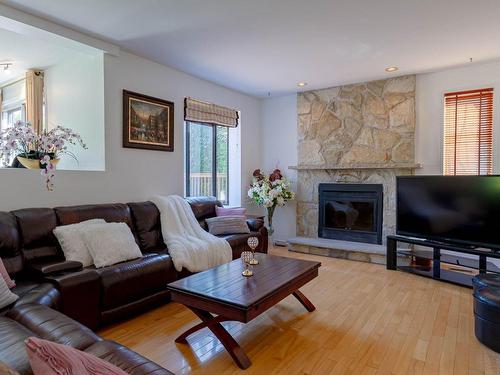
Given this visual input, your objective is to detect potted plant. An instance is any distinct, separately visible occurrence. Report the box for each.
[248,169,295,236]
[0,121,87,190]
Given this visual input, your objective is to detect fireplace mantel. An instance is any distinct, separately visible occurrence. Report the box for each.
[288,163,422,171]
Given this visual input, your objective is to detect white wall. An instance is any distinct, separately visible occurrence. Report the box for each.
[45,51,105,171]
[261,94,297,242]
[416,60,500,175]
[0,51,261,210]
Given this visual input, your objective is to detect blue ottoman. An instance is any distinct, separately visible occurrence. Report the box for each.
[472,273,500,292]
[473,286,500,353]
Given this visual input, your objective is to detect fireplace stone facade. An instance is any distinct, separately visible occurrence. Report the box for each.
[289,75,418,263]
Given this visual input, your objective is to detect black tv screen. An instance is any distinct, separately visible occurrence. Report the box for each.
[396,175,500,249]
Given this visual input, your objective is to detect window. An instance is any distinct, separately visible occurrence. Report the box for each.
[443,88,493,175]
[1,78,27,131]
[186,122,229,203]
[184,97,240,205]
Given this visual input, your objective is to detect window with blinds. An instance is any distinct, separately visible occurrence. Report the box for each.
[443,88,493,175]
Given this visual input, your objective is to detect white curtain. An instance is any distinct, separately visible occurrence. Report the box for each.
[25,70,44,134]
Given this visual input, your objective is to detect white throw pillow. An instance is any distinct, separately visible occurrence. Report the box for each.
[0,275,18,310]
[81,222,142,268]
[53,219,106,267]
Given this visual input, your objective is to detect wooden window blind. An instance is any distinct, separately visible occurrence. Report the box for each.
[443,88,493,175]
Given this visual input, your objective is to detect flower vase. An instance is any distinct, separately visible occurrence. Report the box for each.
[266,205,276,237]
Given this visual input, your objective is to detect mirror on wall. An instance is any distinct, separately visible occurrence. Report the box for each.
[0,26,105,171]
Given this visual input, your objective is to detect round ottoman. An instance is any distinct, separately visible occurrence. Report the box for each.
[472,273,500,291]
[473,287,500,353]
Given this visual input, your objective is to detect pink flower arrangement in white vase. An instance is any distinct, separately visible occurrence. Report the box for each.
[0,121,87,191]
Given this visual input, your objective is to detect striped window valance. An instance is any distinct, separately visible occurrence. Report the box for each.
[184,97,239,127]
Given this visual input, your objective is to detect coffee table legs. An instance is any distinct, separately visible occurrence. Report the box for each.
[176,289,315,369]
[175,306,252,370]
[293,290,316,312]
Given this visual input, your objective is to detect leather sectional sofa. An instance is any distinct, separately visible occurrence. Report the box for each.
[0,196,268,374]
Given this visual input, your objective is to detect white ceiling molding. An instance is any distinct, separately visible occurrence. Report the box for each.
[0,3,119,56]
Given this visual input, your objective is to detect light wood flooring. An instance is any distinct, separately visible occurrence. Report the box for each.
[99,246,500,374]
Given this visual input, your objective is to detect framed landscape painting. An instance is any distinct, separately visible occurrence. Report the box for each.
[123,90,174,151]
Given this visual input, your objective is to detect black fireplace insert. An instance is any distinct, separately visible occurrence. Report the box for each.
[318,183,383,244]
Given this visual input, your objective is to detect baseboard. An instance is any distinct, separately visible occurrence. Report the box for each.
[273,239,288,247]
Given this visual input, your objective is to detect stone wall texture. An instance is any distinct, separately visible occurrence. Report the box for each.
[297,75,416,167]
[296,75,416,243]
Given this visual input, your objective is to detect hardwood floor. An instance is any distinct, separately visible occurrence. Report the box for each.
[99,246,500,374]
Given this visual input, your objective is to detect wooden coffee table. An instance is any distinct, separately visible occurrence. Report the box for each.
[167,253,321,369]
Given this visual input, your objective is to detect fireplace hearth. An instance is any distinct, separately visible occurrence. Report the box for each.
[318,183,383,244]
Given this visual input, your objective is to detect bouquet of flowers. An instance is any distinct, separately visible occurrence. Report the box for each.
[0,121,87,191]
[247,169,295,236]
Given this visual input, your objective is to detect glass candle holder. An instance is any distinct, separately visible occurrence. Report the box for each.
[241,251,254,277]
[247,236,259,265]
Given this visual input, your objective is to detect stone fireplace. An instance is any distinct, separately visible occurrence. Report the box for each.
[288,75,419,264]
[318,183,383,245]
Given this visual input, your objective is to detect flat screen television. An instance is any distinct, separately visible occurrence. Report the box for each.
[396,175,500,250]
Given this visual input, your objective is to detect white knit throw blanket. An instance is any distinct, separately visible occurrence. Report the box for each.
[150,195,232,272]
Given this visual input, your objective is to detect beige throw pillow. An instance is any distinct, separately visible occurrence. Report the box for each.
[81,223,142,268]
[206,216,250,236]
[53,219,106,267]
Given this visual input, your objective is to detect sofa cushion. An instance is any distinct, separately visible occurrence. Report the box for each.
[26,337,128,375]
[186,196,222,229]
[55,204,132,228]
[12,208,60,262]
[0,212,22,275]
[11,282,60,311]
[128,202,164,252]
[215,206,247,216]
[206,216,250,235]
[82,223,142,268]
[0,317,35,375]
[94,254,172,310]
[85,340,174,375]
[7,304,101,350]
[53,219,106,267]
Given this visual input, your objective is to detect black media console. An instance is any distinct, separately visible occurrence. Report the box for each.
[386,235,500,288]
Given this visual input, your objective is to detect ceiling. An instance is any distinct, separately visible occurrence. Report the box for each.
[2,0,500,97]
[0,27,77,84]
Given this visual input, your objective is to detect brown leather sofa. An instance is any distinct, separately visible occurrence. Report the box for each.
[0,279,170,374]
[0,196,267,374]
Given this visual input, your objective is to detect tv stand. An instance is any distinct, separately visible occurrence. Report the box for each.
[386,235,500,287]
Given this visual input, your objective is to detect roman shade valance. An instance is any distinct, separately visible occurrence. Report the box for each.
[184,97,239,127]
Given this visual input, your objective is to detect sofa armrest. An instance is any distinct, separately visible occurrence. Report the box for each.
[29,258,83,276]
[6,303,101,351]
[246,218,265,232]
[44,269,101,330]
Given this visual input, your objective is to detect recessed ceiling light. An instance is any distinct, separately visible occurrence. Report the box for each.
[297,82,308,87]
[1,62,13,75]
[385,66,399,73]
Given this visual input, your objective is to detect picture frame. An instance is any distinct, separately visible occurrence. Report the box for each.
[123,90,174,152]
